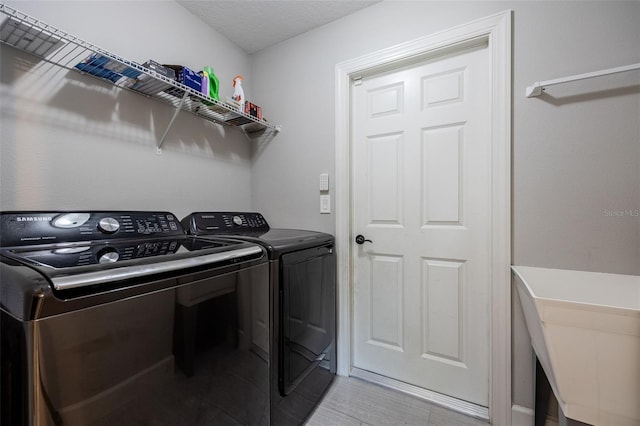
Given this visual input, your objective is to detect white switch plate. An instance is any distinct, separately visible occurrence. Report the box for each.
[319,173,329,191]
[320,194,331,214]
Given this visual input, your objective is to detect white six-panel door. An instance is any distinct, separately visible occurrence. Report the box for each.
[351,42,491,406]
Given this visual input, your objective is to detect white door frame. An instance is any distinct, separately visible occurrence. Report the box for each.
[334,11,512,425]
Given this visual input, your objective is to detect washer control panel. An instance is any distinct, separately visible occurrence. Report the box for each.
[0,211,184,246]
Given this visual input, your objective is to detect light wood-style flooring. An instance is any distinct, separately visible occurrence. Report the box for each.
[306,376,489,426]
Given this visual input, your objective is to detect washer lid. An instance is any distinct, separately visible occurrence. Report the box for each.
[206,229,334,258]
[237,227,333,245]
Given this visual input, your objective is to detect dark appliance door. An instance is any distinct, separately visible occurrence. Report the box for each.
[0,262,271,426]
[279,244,335,396]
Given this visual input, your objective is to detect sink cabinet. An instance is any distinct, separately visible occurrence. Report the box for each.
[512,266,640,426]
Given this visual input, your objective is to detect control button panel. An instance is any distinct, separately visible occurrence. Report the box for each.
[184,212,270,236]
[221,213,268,229]
[0,212,185,246]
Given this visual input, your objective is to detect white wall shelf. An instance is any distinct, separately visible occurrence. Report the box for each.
[0,3,281,149]
[526,63,640,98]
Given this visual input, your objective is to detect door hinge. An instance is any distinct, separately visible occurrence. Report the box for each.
[352,76,363,86]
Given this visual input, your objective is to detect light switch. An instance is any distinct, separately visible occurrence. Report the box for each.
[320,194,331,214]
[319,173,329,191]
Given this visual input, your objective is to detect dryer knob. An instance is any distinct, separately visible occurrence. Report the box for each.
[97,217,120,234]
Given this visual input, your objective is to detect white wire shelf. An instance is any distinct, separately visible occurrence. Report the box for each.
[0,3,281,148]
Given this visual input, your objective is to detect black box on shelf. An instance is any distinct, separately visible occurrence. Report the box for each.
[142,60,175,80]
[130,60,177,95]
[162,65,202,93]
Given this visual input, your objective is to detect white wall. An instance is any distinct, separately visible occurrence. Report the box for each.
[0,1,254,219]
[249,0,640,420]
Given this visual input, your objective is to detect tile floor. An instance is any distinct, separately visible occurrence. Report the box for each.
[305,376,489,426]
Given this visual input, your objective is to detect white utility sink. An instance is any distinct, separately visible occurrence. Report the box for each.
[512,266,640,426]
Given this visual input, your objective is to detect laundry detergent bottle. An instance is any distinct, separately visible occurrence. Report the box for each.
[202,66,220,100]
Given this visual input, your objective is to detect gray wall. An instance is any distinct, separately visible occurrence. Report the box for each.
[1,1,255,219]
[249,0,640,419]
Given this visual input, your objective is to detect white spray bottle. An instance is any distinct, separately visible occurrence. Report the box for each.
[232,75,245,112]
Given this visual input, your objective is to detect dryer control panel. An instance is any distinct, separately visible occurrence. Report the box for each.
[182,212,270,235]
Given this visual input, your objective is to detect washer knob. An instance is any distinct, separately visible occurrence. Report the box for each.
[232,216,243,226]
[97,248,120,264]
[97,217,120,234]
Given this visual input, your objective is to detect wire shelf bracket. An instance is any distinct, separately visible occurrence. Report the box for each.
[526,63,640,98]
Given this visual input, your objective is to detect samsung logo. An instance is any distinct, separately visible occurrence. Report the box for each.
[16,216,52,222]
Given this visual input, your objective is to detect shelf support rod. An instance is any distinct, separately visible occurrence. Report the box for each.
[157,91,189,152]
[525,63,640,98]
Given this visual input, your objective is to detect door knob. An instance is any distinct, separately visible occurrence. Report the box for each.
[355,234,372,245]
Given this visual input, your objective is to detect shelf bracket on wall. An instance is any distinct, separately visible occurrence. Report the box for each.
[157,91,189,154]
[525,63,640,98]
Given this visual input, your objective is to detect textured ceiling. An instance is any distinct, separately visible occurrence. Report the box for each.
[177,1,381,54]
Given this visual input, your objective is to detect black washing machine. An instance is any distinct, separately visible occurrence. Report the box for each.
[181,212,336,426]
[0,211,271,426]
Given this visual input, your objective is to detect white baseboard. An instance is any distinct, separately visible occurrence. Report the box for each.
[350,368,489,420]
[512,404,533,426]
[511,404,560,426]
